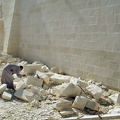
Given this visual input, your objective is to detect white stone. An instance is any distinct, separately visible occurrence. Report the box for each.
[14,89,34,102]
[85,99,100,111]
[109,93,120,104]
[23,64,42,75]
[40,65,49,72]
[50,67,59,73]
[54,99,72,111]
[0,84,7,94]
[24,76,43,87]
[60,110,75,116]
[32,61,44,65]
[70,77,88,88]
[15,80,26,90]
[72,96,88,110]
[18,61,28,66]
[86,84,103,100]
[38,88,48,96]
[108,107,120,114]
[2,91,12,100]
[50,73,71,84]
[51,83,81,97]
[36,70,50,85]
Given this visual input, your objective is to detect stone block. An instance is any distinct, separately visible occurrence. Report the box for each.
[14,89,34,102]
[50,67,59,73]
[0,84,7,94]
[85,99,100,111]
[72,96,88,110]
[15,80,26,90]
[51,83,81,97]
[70,77,88,88]
[109,93,120,104]
[23,64,42,75]
[54,99,72,111]
[2,91,12,100]
[86,84,103,100]
[24,76,43,87]
[36,70,50,85]
[50,73,71,84]
[41,65,49,72]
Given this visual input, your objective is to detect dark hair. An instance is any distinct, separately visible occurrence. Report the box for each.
[19,66,23,71]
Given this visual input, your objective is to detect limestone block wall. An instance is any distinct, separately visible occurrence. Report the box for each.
[10,0,120,90]
[2,0,15,54]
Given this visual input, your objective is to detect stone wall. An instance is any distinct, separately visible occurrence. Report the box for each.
[4,0,120,90]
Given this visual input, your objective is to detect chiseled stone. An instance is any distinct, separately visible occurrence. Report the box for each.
[50,73,71,84]
[0,84,7,94]
[72,96,88,110]
[2,91,12,100]
[86,84,103,100]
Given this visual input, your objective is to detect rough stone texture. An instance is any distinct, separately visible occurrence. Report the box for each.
[2,91,12,100]
[109,93,120,104]
[14,89,34,102]
[72,96,88,110]
[50,74,71,84]
[50,67,59,73]
[86,84,103,100]
[85,99,100,111]
[0,84,7,94]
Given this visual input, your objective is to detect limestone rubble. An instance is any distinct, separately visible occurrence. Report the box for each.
[0,53,120,119]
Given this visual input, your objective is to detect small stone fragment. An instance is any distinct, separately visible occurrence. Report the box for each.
[2,91,12,100]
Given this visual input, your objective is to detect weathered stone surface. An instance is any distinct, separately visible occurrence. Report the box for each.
[14,89,34,101]
[41,65,49,72]
[72,96,88,110]
[32,61,44,65]
[85,99,100,111]
[108,107,120,114]
[23,64,42,75]
[0,84,7,94]
[50,67,59,73]
[24,76,43,87]
[36,70,50,85]
[86,84,103,100]
[70,77,88,88]
[51,83,81,97]
[60,110,75,116]
[54,99,72,111]
[109,93,120,104]
[15,80,26,90]
[38,88,48,96]
[50,74,71,84]
[2,91,12,100]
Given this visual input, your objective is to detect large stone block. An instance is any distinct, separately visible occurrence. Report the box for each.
[2,91,12,100]
[50,73,71,84]
[24,76,43,87]
[72,96,88,110]
[85,99,100,111]
[23,64,42,75]
[51,83,81,97]
[36,70,50,85]
[86,84,103,100]
[109,93,120,104]
[14,89,34,102]
[0,84,7,94]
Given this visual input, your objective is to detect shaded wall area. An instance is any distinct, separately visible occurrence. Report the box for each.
[8,0,120,90]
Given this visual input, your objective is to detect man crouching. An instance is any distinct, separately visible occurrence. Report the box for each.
[1,64,24,90]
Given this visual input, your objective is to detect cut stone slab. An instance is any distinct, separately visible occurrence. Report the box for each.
[24,76,43,87]
[50,67,59,73]
[14,89,34,102]
[109,93,120,104]
[54,99,72,111]
[50,73,71,84]
[85,99,100,111]
[23,64,42,75]
[15,80,26,90]
[51,83,81,97]
[36,70,50,85]
[86,84,103,100]
[70,77,88,88]
[2,91,12,100]
[72,96,88,110]
[0,84,7,94]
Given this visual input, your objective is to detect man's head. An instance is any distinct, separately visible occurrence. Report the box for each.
[19,66,23,71]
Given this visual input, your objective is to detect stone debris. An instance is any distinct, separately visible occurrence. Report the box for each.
[86,84,103,100]
[0,84,7,94]
[2,91,12,100]
[0,54,120,119]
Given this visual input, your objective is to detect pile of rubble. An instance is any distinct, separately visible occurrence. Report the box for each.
[0,53,120,119]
